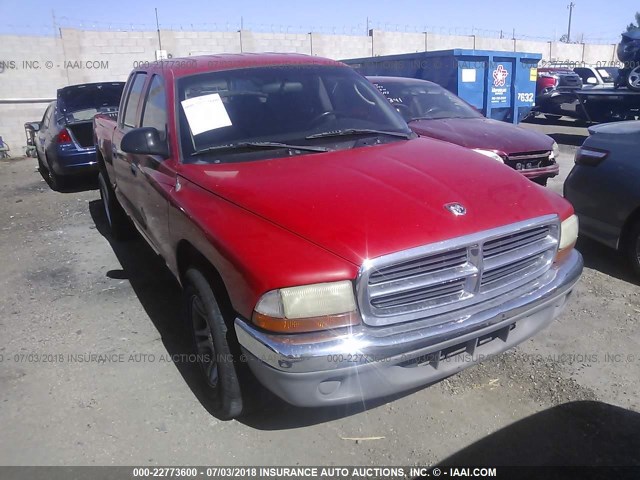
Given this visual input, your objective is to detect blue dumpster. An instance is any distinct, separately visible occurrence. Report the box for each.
[342,49,542,124]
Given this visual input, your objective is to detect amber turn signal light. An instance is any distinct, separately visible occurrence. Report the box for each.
[252,311,360,334]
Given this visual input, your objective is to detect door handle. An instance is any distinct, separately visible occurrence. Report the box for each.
[130,163,138,176]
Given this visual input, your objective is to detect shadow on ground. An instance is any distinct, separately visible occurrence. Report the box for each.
[436,401,640,476]
[576,237,639,286]
[37,164,98,193]
[89,199,423,428]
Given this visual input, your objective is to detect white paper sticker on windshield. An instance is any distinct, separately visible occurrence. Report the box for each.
[181,93,232,136]
[461,69,476,83]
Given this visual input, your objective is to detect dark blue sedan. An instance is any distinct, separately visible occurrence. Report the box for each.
[35,82,124,189]
[564,121,640,277]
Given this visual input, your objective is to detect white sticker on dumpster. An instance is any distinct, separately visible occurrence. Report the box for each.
[461,69,476,83]
[181,93,232,136]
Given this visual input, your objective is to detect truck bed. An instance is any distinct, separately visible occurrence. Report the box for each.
[575,88,640,123]
[93,113,119,162]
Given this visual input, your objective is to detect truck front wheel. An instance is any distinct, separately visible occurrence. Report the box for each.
[183,268,244,419]
[98,171,133,240]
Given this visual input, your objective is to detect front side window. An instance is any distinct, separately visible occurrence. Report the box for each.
[176,65,410,162]
[373,80,483,122]
[123,73,148,128]
[142,75,168,141]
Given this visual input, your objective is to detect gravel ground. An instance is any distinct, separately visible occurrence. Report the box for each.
[0,121,638,467]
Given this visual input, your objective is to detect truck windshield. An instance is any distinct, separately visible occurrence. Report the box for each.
[176,65,411,161]
[372,80,483,121]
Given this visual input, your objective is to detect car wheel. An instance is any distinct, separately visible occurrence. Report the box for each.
[627,221,640,277]
[45,155,65,190]
[36,150,47,173]
[183,268,244,420]
[98,171,133,240]
[626,66,640,92]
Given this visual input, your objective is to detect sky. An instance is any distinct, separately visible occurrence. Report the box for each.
[0,0,636,43]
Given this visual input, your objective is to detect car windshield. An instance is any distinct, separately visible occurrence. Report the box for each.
[596,67,619,83]
[371,79,483,121]
[176,65,411,161]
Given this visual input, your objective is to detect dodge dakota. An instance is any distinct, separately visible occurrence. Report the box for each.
[94,53,583,419]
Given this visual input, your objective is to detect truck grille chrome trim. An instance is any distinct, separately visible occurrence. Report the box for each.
[505,151,553,170]
[356,215,560,327]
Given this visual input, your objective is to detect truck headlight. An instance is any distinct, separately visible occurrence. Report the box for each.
[253,280,360,333]
[473,149,505,163]
[557,214,579,262]
[551,141,560,159]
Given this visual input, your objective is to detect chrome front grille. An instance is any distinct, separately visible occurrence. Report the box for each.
[357,215,560,327]
[506,151,552,170]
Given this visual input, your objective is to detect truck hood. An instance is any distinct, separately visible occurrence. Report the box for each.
[409,118,554,154]
[180,137,570,266]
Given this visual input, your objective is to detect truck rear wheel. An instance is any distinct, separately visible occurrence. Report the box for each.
[98,171,133,240]
[183,268,244,419]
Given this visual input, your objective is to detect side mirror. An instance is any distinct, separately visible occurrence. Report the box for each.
[30,122,41,132]
[586,77,598,85]
[121,127,169,157]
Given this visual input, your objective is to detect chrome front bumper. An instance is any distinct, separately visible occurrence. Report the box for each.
[235,250,583,407]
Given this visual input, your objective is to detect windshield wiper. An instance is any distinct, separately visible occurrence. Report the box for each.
[191,141,331,157]
[305,128,412,140]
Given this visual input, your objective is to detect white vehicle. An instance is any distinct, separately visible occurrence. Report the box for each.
[573,66,620,89]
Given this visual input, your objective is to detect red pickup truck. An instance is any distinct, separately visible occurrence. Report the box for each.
[94,53,583,419]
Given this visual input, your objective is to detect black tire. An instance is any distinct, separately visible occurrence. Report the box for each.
[183,268,244,419]
[98,170,133,240]
[627,221,640,277]
[36,150,47,174]
[44,154,65,191]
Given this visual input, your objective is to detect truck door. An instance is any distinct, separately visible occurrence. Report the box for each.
[135,74,176,259]
[112,72,148,227]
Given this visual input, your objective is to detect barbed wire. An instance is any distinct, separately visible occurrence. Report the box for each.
[0,17,622,45]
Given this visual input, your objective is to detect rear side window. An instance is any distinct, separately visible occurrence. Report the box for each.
[141,75,167,141]
[123,73,148,128]
[42,104,54,128]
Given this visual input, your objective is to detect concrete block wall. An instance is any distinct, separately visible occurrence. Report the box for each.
[239,31,311,55]
[0,27,622,151]
[371,31,425,56]
[582,44,617,65]
[475,37,516,52]
[0,103,54,156]
[310,33,371,59]
[515,40,552,61]
[426,33,475,51]
[551,42,585,64]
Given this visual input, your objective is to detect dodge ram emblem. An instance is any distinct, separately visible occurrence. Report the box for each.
[444,202,466,216]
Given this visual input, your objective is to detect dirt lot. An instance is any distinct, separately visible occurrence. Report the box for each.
[0,120,639,467]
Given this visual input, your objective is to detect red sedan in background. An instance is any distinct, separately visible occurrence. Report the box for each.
[369,76,560,186]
